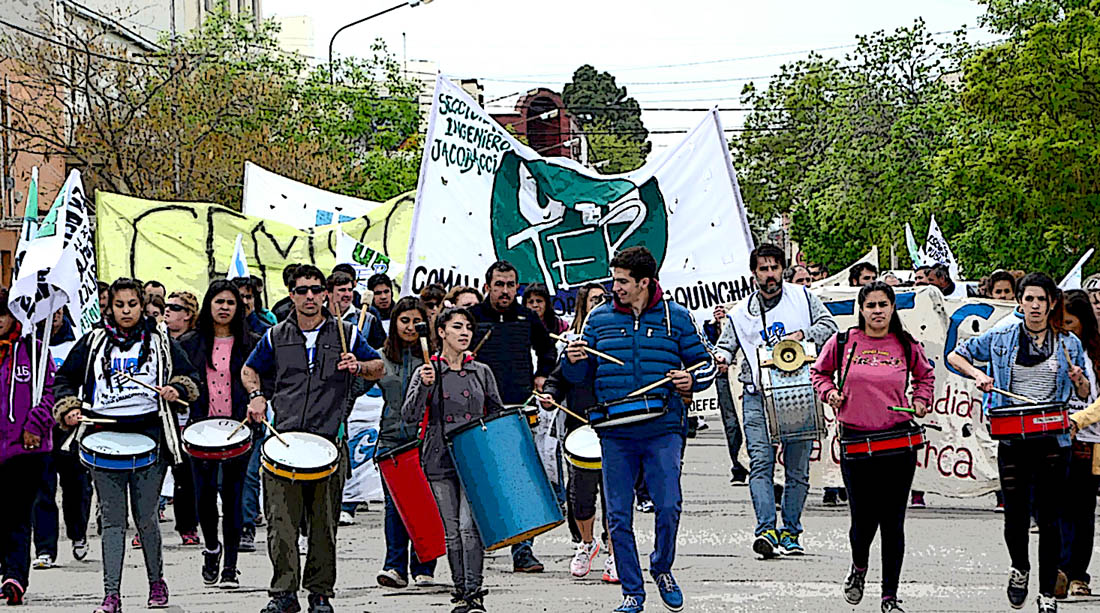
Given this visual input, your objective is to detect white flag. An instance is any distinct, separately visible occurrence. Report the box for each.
[1059,248,1094,291]
[227,234,251,280]
[812,246,879,288]
[923,214,960,279]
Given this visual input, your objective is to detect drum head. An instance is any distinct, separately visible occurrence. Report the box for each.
[564,426,601,461]
[263,432,338,470]
[183,418,249,448]
[82,431,156,456]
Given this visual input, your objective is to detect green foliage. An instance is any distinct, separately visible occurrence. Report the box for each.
[586,118,647,174]
[563,64,649,172]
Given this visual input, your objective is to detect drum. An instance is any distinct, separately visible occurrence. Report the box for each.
[563,425,601,470]
[758,343,825,444]
[260,432,339,481]
[182,418,252,461]
[79,431,157,471]
[588,394,666,430]
[840,422,927,459]
[518,404,539,428]
[375,440,446,563]
[446,410,563,551]
[988,403,1071,440]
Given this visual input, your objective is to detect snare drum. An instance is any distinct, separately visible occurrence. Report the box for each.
[79,431,158,471]
[588,394,666,430]
[182,418,252,461]
[988,403,1071,440]
[261,432,340,481]
[840,422,927,459]
[563,425,601,470]
[759,352,825,444]
[519,404,539,428]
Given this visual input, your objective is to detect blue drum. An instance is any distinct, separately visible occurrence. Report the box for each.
[446,410,563,551]
[79,431,158,471]
[588,393,666,430]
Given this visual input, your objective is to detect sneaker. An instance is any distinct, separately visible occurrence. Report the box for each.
[838,488,848,502]
[131,534,142,549]
[1008,567,1029,609]
[882,597,905,612]
[93,593,121,613]
[1055,570,1069,599]
[996,501,1006,513]
[636,500,655,513]
[697,417,710,431]
[181,532,200,546]
[450,591,469,613]
[32,553,56,569]
[298,536,308,556]
[602,555,621,584]
[306,593,333,613]
[1038,594,1057,613]
[254,514,265,527]
[570,540,600,578]
[239,527,256,553]
[614,595,644,613]
[1,578,24,605]
[844,565,867,605]
[202,546,221,585]
[147,578,169,608]
[261,592,302,613]
[512,551,544,573]
[910,492,926,508]
[338,511,354,526]
[158,509,168,523]
[652,572,684,612]
[465,589,487,613]
[73,539,89,561]
[752,529,780,559]
[412,575,434,587]
[823,489,839,506]
[218,568,239,590]
[1069,580,1091,596]
[376,568,408,588]
[730,469,747,486]
[779,530,805,555]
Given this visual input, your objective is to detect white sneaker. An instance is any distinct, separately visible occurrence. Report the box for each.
[298,536,308,556]
[602,555,620,584]
[376,568,409,588]
[412,574,433,587]
[570,540,600,578]
[338,511,354,526]
[31,554,54,570]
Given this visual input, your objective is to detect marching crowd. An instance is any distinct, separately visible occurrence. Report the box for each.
[3,244,1100,613]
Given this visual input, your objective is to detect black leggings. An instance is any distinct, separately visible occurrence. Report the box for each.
[192,454,247,570]
[840,439,916,599]
[998,438,1069,596]
[567,465,608,544]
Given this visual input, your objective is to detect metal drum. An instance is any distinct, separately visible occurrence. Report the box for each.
[988,403,1071,440]
[261,432,339,481]
[79,431,158,471]
[563,425,601,470]
[840,421,927,460]
[588,394,666,430]
[758,340,825,444]
[374,440,446,563]
[182,417,252,461]
[446,410,563,551]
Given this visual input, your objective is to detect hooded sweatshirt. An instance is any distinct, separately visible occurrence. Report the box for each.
[0,335,55,465]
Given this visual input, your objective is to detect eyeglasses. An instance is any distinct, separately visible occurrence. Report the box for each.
[165,303,190,313]
[292,285,326,296]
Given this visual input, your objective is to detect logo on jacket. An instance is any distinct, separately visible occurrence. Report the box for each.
[760,322,787,346]
[490,152,668,292]
[14,364,31,384]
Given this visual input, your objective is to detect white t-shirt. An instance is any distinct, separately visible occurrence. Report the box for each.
[91,342,160,417]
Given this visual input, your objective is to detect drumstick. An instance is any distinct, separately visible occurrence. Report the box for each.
[626,362,708,398]
[471,329,492,356]
[77,416,117,424]
[837,341,859,392]
[117,372,189,407]
[533,392,589,424]
[336,316,349,355]
[228,417,250,439]
[889,406,917,414]
[261,418,289,446]
[356,305,370,332]
[549,333,625,366]
[990,387,1037,404]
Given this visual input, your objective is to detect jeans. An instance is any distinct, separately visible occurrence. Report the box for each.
[431,476,483,594]
[1062,441,1099,583]
[33,447,92,558]
[193,454,247,571]
[242,437,263,529]
[742,391,812,535]
[381,484,436,578]
[716,377,746,475]
[0,454,48,588]
[602,432,684,601]
[91,457,168,595]
[998,438,1069,596]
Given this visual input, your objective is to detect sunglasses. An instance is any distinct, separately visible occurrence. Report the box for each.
[165,303,190,313]
[292,285,326,296]
[423,301,440,309]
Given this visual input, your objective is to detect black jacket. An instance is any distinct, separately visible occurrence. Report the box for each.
[467,299,556,405]
[541,363,597,434]
[180,330,260,425]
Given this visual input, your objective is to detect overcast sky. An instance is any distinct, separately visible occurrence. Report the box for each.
[262,0,998,151]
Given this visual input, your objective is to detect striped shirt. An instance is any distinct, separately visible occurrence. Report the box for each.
[1010,355,1058,404]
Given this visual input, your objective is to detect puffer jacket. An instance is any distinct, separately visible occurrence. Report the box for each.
[376,347,424,453]
[561,283,717,439]
[401,354,505,479]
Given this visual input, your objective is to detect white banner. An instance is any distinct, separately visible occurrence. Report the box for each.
[242,161,384,229]
[403,77,756,322]
[812,246,878,289]
[343,390,385,504]
[335,231,403,295]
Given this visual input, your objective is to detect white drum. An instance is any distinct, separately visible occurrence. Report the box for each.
[182,417,252,461]
[563,425,601,470]
[261,432,340,481]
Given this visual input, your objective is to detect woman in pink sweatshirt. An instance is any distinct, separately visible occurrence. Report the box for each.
[811,281,935,613]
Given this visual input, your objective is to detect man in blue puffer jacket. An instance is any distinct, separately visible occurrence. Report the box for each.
[562,246,716,613]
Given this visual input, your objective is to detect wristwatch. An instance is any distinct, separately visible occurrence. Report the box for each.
[248,390,264,401]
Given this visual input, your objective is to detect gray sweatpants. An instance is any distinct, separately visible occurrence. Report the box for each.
[90,458,169,595]
[430,476,483,595]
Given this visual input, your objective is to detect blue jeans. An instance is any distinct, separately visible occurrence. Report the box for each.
[602,432,684,601]
[242,438,263,529]
[382,486,436,578]
[742,391,812,535]
[716,377,746,475]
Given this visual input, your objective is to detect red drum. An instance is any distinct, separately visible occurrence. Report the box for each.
[840,422,927,459]
[375,440,446,563]
[988,403,1071,440]
[182,418,252,461]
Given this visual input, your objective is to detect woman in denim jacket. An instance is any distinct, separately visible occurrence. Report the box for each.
[949,273,1090,613]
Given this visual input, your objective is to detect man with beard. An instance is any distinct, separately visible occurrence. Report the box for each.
[714,244,837,559]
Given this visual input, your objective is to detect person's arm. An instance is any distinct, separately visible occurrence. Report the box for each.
[803,291,839,347]
[675,310,717,393]
[481,366,506,416]
[809,334,840,402]
[561,321,596,385]
[1072,393,1100,430]
[344,324,385,380]
[401,364,433,426]
[541,364,570,403]
[947,330,995,391]
[52,333,92,428]
[713,313,740,365]
[242,330,277,422]
[531,312,557,384]
[24,346,56,440]
[166,337,200,405]
[908,341,937,414]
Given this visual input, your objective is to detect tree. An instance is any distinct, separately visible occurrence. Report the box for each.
[563,64,650,172]
[0,2,421,209]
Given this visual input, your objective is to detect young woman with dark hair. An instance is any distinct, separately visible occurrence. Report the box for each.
[523,283,568,334]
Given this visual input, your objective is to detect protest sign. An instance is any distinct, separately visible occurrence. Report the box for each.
[242,161,386,229]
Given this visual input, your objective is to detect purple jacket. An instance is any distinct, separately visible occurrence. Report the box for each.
[0,338,55,465]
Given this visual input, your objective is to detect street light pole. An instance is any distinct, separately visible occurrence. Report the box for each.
[328,1,432,85]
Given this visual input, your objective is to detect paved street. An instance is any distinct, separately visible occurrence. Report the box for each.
[18,430,1100,613]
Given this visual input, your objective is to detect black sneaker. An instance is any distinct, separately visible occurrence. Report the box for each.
[882,597,905,612]
[450,591,469,613]
[823,489,839,506]
[239,527,256,553]
[202,547,221,585]
[730,465,748,485]
[219,567,239,590]
[512,550,544,573]
[465,589,487,613]
[1008,568,1029,609]
[307,593,334,613]
[261,592,301,613]
[845,565,867,605]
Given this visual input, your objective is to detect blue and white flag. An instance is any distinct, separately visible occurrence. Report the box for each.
[1060,248,1094,291]
[227,233,250,280]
